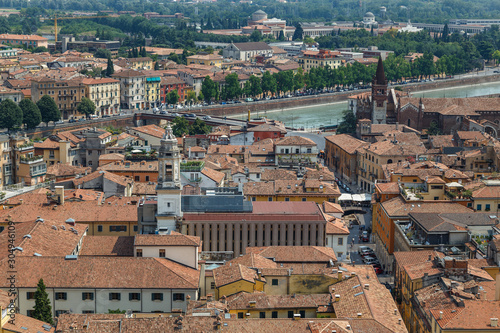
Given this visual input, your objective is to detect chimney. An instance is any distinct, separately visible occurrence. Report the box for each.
[439,311,443,320]
[364,284,369,290]
[491,318,499,327]
[335,294,340,302]
[293,314,301,320]
[338,271,342,280]
[54,186,65,205]
[357,313,362,318]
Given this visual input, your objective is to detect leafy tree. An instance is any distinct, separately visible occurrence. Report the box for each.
[95,48,112,59]
[19,99,41,129]
[478,41,495,60]
[154,61,159,70]
[33,46,48,53]
[36,95,61,125]
[292,23,303,41]
[261,71,277,97]
[77,97,96,118]
[250,29,262,42]
[248,75,262,97]
[171,116,189,137]
[32,279,53,325]
[427,121,442,135]
[336,110,357,134]
[189,118,210,135]
[201,76,217,102]
[186,90,197,105]
[223,73,241,100]
[108,309,126,314]
[493,50,500,66]
[0,99,22,131]
[105,56,114,77]
[166,89,180,105]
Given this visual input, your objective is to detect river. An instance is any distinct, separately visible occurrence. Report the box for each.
[235,80,500,129]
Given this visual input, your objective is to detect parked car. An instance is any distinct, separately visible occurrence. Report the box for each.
[78,118,86,122]
[245,98,254,102]
[363,257,379,265]
[68,118,76,123]
[358,246,371,254]
[203,115,211,120]
[102,115,111,118]
[159,110,167,115]
[360,249,375,257]
[172,113,180,117]
[374,267,384,274]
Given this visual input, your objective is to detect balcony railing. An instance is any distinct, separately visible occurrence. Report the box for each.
[31,167,46,176]
[20,155,44,164]
[15,144,34,152]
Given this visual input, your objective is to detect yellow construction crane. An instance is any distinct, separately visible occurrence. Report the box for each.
[41,14,109,43]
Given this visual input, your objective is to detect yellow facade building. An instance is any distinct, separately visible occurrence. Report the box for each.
[186,54,223,67]
[144,74,161,109]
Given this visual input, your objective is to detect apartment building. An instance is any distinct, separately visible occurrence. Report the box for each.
[160,76,187,102]
[325,134,368,186]
[0,256,200,316]
[0,33,48,48]
[115,57,153,70]
[299,49,344,71]
[144,73,161,109]
[112,69,145,111]
[0,86,23,103]
[186,54,223,67]
[31,77,86,119]
[82,77,120,116]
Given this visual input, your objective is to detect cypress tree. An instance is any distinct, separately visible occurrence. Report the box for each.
[32,279,53,325]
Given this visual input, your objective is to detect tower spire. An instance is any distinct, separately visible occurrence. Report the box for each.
[374,56,387,85]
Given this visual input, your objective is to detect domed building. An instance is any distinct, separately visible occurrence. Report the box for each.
[252,10,268,22]
[362,12,377,26]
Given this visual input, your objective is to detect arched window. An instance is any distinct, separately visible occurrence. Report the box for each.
[387,159,393,164]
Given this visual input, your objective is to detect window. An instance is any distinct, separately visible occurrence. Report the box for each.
[136,249,142,257]
[434,197,439,200]
[110,225,126,232]
[26,310,35,317]
[26,292,35,300]
[210,282,215,289]
[302,198,307,201]
[145,176,150,181]
[325,238,328,245]
[338,238,343,246]
[82,292,94,301]
[109,293,121,301]
[288,311,294,318]
[151,293,164,301]
[268,197,273,201]
[272,279,278,286]
[285,197,290,202]
[134,225,138,232]
[129,293,140,301]
[82,310,94,314]
[486,204,491,211]
[477,204,482,211]
[97,225,103,232]
[299,310,305,318]
[238,312,244,319]
[252,197,256,201]
[55,310,66,317]
[430,185,443,189]
[260,312,266,318]
[173,293,184,301]
[159,249,165,257]
[272,311,278,318]
[134,176,140,181]
[55,292,67,300]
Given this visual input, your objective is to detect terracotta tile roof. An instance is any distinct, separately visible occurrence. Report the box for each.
[260,168,297,181]
[322,201,344,214]
[80,236,134,256]
[431,300,500,330]
[246,246,336,263]
[363,139,427,157]
[429,135,455,149]
[132,182,157,195]
[380,196,473,217]
[0,305,55,332]
[46,164,90,178]
[456,131,488,141]
[0,221,87,260]
[81,77,119,85]
[99,153,125,161]
[201,167,225,184]
[400,97,500,116]
[393,250,437,271]
[189,146,207,152]
[213,263,261,288]
[226,292,331,310]
[404,261,442,280]
[247,123,287,133]
[275,136,316,146]
[0,199,138,223]
[332,275,373,319]
[325,134,368,155]
[472,185,500,199]
[103,170,134,187]
[0,257,199,289]
[134,234,201,247]
[130,124,166,138]
[98,160,158,172]
[244,179,340,197]
[64,189,103,201]
[34,138,59,149]
[326,219,350,235]
[375,182,400,194]
[228,253,278,269]
[304,168,336,182]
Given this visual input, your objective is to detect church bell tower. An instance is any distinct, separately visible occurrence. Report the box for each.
[156,125,182,232]
[371,57,388,124]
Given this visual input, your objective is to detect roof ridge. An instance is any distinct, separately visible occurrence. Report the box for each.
[153,257,198,288]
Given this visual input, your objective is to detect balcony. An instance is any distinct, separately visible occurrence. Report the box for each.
[31,166,46,176]
[15,143,34,152]
[180,161,204,172]
[20,155,44,164]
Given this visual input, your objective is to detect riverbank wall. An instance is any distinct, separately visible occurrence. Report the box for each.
[196,73,500,118]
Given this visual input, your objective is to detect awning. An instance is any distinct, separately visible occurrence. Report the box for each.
[446,182,463,188]
[359,193,372,201]
[338,194,353,201]
[352,194,362,202]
